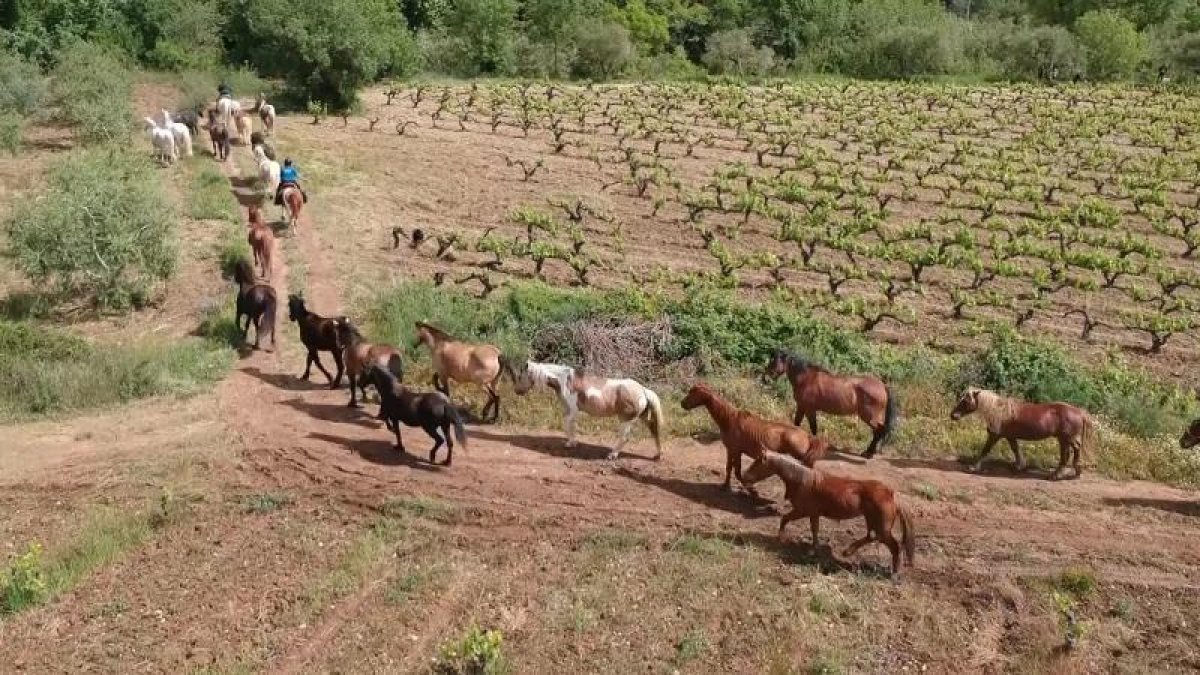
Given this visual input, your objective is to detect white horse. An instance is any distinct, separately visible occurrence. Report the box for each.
[216,96,240,134]
[143,117,176,164]
[160,109,193,157]
[256,93,276,135]
[253,144,280,197]
[513,361,664,460]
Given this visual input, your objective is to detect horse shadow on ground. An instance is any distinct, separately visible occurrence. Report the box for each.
[242,366,335,393]
[613,465,778,519]
[878,455,1062,482]
[707,530,894,578]
[470,429,657,462]
[307,431,442,472]
[1101,497,1200,517]
[280,396,380,429]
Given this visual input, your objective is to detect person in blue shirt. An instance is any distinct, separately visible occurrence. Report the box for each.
[275,158,308,205]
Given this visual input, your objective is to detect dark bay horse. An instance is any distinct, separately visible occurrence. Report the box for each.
[742,451,915,578]
[207,109,230,161]
[1183,419,1200,449]
[232,259,276,351]
[287,294,345,388]
[680,383,836,493]
[951,388,1095,480]
[366,366,467,466]
[764,350,897,458]
[335,318,405,409]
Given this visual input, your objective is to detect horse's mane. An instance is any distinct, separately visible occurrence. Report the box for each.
[766,452,820,490]
[777,350,828,375]
[972,388,1020,430]
[415,322,455,341]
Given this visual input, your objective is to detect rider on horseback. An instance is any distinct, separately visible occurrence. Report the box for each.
[218,82,232,100]
[275,158,309,205]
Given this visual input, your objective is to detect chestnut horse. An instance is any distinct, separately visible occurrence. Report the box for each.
[334,319,405,409]
[247,206,274,280]
[742,451,915,577]
[680,383,836,493]
[231,259,276,351]
[764,350,898,458]
[512,360,664,460]
[413,322,515,423]
[1183,419,1200,449]
[281,184,303,233]
[951,388,1096,480]
[287,294,345,388]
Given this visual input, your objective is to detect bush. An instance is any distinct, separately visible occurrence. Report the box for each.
[1075,9,1146,79]
[443,0,518,76]
[572,19,634,80]
[51,41,133,143]
[5,146,176,311]
[989,23,1086,80]
[851,23,966,79]
[1,544,47,615]
[134,0,225,70]
[435,626,506,675]
[0,112,23,156]
[701,29,776,77]
[0,52,47,117]
[630,46,707,80]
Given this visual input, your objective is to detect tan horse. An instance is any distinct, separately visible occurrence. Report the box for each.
[247,206,274,280]
[513,361,664,460]
[413,322,514,423]
[743,451,915,577]
[951,388,1095,480]
[764,350,898,458]
[334,319,405,409]
[1183,419,1200,449]
[281,184,303,233]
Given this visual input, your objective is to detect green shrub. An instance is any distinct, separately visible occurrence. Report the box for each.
[572,19,634,80]
[1,544,48,615]
[0,52,47,117]
[140,0,225,70]
[442,0,518,76]
[0,111,23,156]
[435,625,506,675]
[1075,9,1146,79]
[851,23,966,79]
[51,41,133,143]
[988,23,1086,80]
[701,29,776,77]
[5,146,175,311]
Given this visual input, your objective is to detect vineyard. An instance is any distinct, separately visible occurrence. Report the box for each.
[291,80,1200,378]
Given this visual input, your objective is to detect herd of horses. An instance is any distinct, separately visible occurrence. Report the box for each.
[203,95,1200,580]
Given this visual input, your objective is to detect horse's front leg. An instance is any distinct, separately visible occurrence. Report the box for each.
[807,412,819,436]
[722,453,735,491]
[422,425,445,465]
[331,350,345,388]
[347,373,361,408]
[970,432,1001,472]
[1007,438,1027,472]
[609,420,635,460]
[301,351,314,380]
[1051,437,1071,481]
[311,351,333,386]
[485,385,500,423]
[776,507,802,541]
[563,402,578,448]
[808,514,821,548]
[793,406,806,428]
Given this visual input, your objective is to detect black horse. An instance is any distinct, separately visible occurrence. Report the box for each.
[287,294,345,388]
[232,259,276,351]
[172,109,200,136]
[365,366,466,466]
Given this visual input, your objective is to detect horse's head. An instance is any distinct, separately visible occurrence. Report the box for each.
[1181,418,1200,449]
[950,388,981,420]
[680,383,712,411]
[512,361,536,395]
[742,454,777,484]
[287,294,306,322]
[762,349,790,382]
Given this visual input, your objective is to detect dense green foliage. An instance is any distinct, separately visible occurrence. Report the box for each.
[4,0,1197,106]
[5,146,175,311]
[50,41,133,143]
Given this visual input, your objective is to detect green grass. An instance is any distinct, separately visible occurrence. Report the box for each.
[185,162,240,224]
[675,629,709,665]
[242,493,292,514]
[581,529,648,553]
[299,517,407,617]
[380,496,460,523]
[668,533,735,560]
[1055,568,1098,600]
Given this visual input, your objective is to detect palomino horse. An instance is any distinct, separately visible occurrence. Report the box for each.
[951,388,1095,480]
[231,259,276,351]
[513,361,664,460]
[413,322,514,423]
[207,109,230,161]
[334,318,405,409]
[256,93,276,134]
[288,295,346,388]
[1183,419,1200,449]
[680,383,836,493]
[234,109,252,145]
[742,451,916,577]
[366,366,467,466]
[280,184,303,233]
[247,206,274,280]
[764,350,898,458]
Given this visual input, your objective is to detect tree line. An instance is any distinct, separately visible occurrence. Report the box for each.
[3,0,1199,106]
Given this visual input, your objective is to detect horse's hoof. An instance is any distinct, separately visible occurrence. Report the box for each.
[1014,464,1028,473]
[564,440,577,448]
[441,460,452,467]
[606,452,620,460]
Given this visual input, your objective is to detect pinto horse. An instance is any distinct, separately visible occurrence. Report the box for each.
[231,259,276,351]
[247,206,274,280]
[513,361,664,460]
[413,322,515,423]
[951,388,1096,480]
[287,295,345,388]
[680,383,837,493]
[742,451,915,577]
[334,318,405,409]
[366,366,467,466]
[764,350,898,458]
[1183,419,1200,449]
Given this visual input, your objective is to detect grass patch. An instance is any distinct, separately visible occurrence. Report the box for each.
[300,517,406,616]
[581,528,647,553]
[1055,567,1097,600]
[668,533,735,560]
[435,625,507,675]
[912,483,939,501]
[185,162,240,224]
[675,629,709,665]
[380,496,460,523]
[242,493,292,514]
[806,651,847,675]
[384,565,442,606]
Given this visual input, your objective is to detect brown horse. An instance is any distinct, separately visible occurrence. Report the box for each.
[247,206,274,280]
[1183,419,1200,449]
[231,259,276,351]
[287,294,345,388]
[951,388,1096,480]
[280,184,303,233]
[742,451,915,577]
[206,109,230,161]
[680,383,837,493]
[413,322,515,423]
[764,350,898,458]
[334,319,405,409]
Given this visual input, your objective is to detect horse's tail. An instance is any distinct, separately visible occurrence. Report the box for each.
[450,405,468,451]
[386,353,405,382]
[263,290,278,348]
[642,388,665,459]
[1080,411,1099,466]
[897,505,916,567]
[880,384,899,446]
